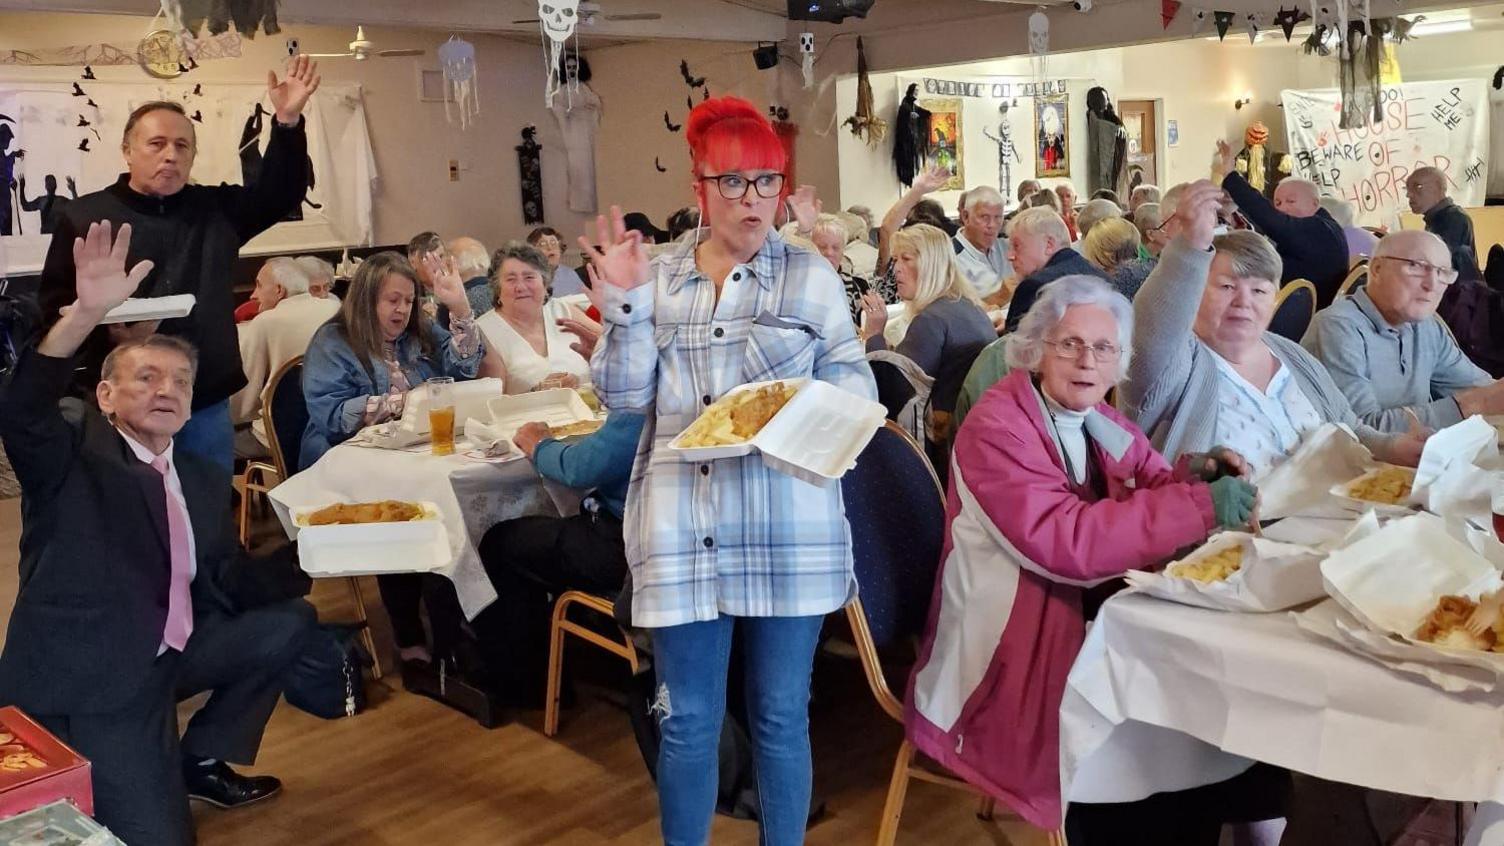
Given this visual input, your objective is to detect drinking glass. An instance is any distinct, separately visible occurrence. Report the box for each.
[427,376,456,456]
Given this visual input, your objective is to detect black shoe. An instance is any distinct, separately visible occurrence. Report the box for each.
[184,759,282,809]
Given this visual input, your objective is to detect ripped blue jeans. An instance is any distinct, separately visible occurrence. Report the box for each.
[650,614,825,846]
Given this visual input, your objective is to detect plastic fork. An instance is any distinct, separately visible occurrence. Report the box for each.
[1464,590,1502,638]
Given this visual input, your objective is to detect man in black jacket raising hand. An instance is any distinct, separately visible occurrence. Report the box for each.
[40,55,321,470]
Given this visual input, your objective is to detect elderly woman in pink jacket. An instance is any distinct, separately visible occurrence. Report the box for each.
[904,274,1270,844]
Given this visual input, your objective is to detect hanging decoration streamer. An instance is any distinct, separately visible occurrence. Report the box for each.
[799,32,816,90]
[437,37,480,130]
[842,36,888,147]
[537,0,581,107]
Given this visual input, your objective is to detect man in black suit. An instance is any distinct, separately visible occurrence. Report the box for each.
[0,222,316,846]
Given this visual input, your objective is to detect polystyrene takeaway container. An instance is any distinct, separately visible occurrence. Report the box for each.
[482,389,595,442]
[669,378,886,485]
[290,502,451,577]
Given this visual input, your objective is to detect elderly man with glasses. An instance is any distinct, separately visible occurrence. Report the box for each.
[1302,230,1504,432]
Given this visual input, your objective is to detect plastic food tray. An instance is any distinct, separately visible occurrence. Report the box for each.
[289,502,450,577]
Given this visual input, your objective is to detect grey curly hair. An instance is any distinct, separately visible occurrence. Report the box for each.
[1004,275,1134,378]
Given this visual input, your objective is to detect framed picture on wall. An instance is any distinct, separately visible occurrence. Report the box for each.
[1035,94,1070,178]
[920,98,964,191]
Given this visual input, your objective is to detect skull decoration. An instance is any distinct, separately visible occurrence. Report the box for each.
[799,32,815,53]
[539,0,580,44]
[1028,10,1050,55]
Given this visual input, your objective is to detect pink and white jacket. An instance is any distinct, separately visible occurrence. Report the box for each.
[904,369,1217,829]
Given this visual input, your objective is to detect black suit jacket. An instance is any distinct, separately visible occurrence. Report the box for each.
[1424,200,1482,281]
[0,349,242,716]
[1003,248,1109,334]
[1222,172,1349,308]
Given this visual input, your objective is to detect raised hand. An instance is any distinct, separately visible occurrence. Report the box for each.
[268,54,321,125]
[860,291,888,339]
[422,252,470,319]
[557,310,604,359]
[1176,179,1224,251]
[71,221,154,316]
[787,184,823,232]
[579,205,651,291]
[913,164,950,195]
[1212,139,1234,180]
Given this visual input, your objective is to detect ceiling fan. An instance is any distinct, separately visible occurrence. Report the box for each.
[513,1,663,27]
[306,26,425,61]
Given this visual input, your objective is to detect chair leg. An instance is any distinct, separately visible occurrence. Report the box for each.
[237,483,252,548]
[347,577,382,681]
[543,599,569,737]
[876,739,916,846]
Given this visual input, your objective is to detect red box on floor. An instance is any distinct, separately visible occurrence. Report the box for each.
[0,706,92,820]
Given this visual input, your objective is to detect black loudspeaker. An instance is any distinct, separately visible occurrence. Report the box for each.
[752,43,780,70]
[786,0,875,23]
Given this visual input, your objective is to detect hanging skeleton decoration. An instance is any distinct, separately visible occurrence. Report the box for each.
[163,0,280,38]
[981,102,1022,202]
[1028,10,1050,86]
[841,36,887,147]
[799,32,816,90]
[538,0,580,107]
[437,37,479,130]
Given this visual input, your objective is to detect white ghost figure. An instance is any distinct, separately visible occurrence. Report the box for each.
[1074,0,1093,12]
[438,37,479,130]
[1028,10,1050,84]
[539,0,580,44]
[799,32,815,89]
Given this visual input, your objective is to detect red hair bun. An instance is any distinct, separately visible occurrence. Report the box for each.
[686,95,787,176]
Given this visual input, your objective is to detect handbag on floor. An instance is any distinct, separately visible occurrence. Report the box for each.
[283,623,371,719]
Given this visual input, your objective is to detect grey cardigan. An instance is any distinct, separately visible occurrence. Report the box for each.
[1121,238,1394,463]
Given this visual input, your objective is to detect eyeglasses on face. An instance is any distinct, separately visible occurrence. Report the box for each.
[1045,337,1122,361]
[1377,255,1458,286]
[698,172,786,200]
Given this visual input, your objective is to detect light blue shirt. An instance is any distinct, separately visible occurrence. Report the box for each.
[951,232,1012,299]
[1209,347,1324,478]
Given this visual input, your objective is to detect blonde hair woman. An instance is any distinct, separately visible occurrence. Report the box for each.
[1084,217,1155,300]
[860,223,995,458]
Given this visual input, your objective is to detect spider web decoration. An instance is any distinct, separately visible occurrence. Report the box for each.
[437,38,480,130]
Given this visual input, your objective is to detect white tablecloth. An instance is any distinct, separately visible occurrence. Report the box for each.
[268,444,581,618]
[1062,593,1504,844]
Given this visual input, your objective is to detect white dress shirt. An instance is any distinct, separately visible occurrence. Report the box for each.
[952,232,1013,299]
[1208,348,1324,478]
[116,429,197,655]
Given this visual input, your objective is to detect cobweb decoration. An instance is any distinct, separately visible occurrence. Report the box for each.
[438,38,480,130]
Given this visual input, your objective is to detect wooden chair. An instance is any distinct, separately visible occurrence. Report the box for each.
[237,356,382,679]
[1268,279,1317,341]
[840,422,1065,846]
[543,590,638,737]
[1336,262,1369,299]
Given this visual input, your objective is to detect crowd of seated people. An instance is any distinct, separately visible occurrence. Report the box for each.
[12,66,1504,846]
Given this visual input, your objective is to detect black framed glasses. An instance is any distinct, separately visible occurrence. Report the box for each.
[1376,255,1459,286]
[699,172,786,200]
[1045,337,1122,361]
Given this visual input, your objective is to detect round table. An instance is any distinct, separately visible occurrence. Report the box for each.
[1061,592,1504,845]
[268,442,581,619]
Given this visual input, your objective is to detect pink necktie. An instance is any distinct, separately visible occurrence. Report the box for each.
[150,455,194,651]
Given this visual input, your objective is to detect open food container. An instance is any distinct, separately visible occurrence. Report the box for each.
[0,707,92,820]
[477,388,599,444]
[1328,464,1420,517]
[1125,531,1325,612]
[99,294,195,325]
[289,502,450,577]
[668,378,887,486]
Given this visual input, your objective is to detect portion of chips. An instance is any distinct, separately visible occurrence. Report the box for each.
[1414,594,1504,653]
[1345,466,1415,505]
[677,382,799,448]
[1167,545,1244,583]
[0,732,47,773]
[306,500,424,526]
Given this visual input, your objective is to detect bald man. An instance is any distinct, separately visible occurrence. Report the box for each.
[1215,141,1349,307]
[1405,166,1480,280]
[1302,230,1504,432]
[440,236,495,327]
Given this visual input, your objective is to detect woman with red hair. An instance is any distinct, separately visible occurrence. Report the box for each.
[582,96,876,844]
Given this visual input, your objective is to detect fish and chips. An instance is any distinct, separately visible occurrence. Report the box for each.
[677,382,799,448]
[1167,545,1244,583]
[0,732,47,773]
[305,500,425,526]
[548,419,605,439]
[1413,594,1504,652]
[1344,466,1415,506]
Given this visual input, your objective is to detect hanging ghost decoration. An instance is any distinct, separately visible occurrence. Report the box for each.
[799,32,815,90]
[1028,10,1050,85]
[1191,8,1210,35]
[437,37,480,130]
[538,0,581,106]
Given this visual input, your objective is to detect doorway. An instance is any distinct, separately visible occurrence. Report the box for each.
[1119,99,1159,193]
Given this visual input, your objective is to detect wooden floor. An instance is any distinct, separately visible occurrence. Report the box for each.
[0,497,1049,845]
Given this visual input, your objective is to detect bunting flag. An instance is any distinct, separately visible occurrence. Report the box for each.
[1275,7,1304,40]
[1247,12,1260,42]
[1191,8,1210,34]
[1214,10,1235,39]
[1162,0,1182,28]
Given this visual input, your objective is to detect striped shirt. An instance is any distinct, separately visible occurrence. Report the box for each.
[592,231,878,628]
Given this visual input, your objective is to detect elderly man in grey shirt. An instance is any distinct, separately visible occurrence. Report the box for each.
[1301,230,1504,433]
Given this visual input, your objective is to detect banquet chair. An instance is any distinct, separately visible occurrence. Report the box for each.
[1268,280,1317,341]
[1337,262,1369,299]
[544,589,638,737]
[238,356,382,679]
[840,421,1066,846]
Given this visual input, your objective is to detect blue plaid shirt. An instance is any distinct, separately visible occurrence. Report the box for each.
[592,231,877,628]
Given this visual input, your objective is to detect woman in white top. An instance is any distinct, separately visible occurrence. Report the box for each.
[477,243,595,393]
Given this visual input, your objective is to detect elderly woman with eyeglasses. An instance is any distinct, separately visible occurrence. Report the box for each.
[1123,181,1426,477]
[905,273,1261,842]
